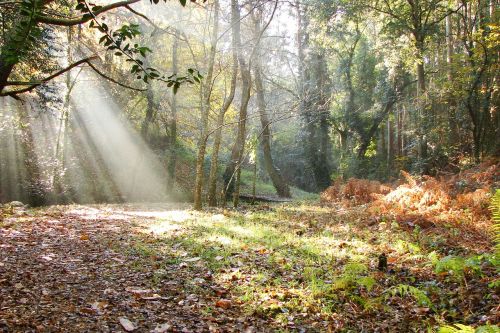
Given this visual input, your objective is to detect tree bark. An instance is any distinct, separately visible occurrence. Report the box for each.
[193,0,219,210]
[222,0,252,207]
[446,14,459,144]
[207,16,238,206]
[251,10,290,198]
[167,29,180,189]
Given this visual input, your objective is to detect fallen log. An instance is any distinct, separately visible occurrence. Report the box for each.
[238,194,292,203]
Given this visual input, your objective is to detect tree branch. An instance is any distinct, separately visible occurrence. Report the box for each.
[0,56,97,97]
[86,61,147,91]
[36,0,140,26]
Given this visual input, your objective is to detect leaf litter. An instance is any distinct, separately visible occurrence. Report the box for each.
[0,199,498,332]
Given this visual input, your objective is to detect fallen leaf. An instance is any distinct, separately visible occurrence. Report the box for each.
[91,301,108,314]
[192,277,205,284]
[184,257,201,262]
[125,287,152,296]
[141,294,163,300]
[212,288,227,296]
[153,323,172,333]
[119,317,136,331]
[80,234,89,241]
[215,299,232,309]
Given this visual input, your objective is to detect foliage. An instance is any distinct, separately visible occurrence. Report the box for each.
[438,324,500,333]
[2,0,43,65]
[491,189,500,255]
[331,261,376,292]
[321,177,391,206]
[434,255,483,281]
[386,284,432,308]
[77,1,203,88]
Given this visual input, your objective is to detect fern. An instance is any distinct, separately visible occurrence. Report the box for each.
[357,276,376,291]
[438,324,500,333]
[331,261,375,291]
[386,284,432,308]
[491,189,500,256]
[434,255,483,279]
[343,262,368,276]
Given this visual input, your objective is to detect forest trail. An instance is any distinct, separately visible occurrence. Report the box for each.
[1,202,497,332]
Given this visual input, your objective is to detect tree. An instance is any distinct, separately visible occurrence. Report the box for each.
[296,0,333,190]
[0,0,200,98]
[222,0,253,206]
[251,5,291,198]
[369,0,460,171]
[193,0,220,210]
[207,4,239,207]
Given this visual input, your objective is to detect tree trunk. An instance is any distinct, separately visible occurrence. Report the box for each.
[251,10,290,198]
[296,2,331,190]
[310,51,332,190]
[167,29,180,189]
[446,14,459,144]
[207,24,238,206]
[416,45,429,172]
[222,0,251,207]
[17,105,47,206]
[193,0,220,210]
[141,85,155,140]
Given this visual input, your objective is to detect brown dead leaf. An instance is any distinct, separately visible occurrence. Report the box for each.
[125,287,152,296]
[215,299,232,309]
[212,288,227,296]
[141,294,163,300]
[80,233,89,241]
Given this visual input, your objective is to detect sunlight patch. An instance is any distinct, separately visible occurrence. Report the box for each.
[206,234,236,246]
[147,222,181,235]
[125,210,192,221]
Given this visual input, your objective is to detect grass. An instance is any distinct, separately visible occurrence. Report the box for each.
[239,169,319,201]
[110,201,497,331]
[3,200,497,332]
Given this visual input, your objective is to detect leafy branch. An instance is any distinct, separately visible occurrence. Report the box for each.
[77,0,203,92]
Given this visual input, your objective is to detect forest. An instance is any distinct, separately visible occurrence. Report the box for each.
[0,0,499,332]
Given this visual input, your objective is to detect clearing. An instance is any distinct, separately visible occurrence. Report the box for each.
[0,201,497,332]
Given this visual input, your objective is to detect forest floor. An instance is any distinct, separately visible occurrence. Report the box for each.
[0,200,498,333]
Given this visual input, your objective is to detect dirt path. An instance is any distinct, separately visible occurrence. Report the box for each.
[0,204,267,332]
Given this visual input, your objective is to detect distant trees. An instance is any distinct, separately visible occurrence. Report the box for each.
[296,0,333,191]
[296,0,499,180]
